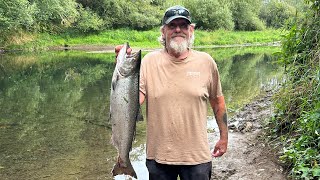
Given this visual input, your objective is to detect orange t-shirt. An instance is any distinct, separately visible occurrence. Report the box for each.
[139,49,223,165]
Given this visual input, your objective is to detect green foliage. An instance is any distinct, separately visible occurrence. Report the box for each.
[0,0,35,32]
[74,6,104,32]
[231,0,265,31]
[125,0,161,30]
[269,0,320,179]
[32,0,79,32]
[77,0,161,30]
[183,0,234,30]
[0,0,307,46]
[259,0,297,29]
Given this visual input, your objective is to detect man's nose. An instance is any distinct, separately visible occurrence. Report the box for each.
[174,25,181,32]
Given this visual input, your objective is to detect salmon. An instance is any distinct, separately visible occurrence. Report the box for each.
[110,42,141,178]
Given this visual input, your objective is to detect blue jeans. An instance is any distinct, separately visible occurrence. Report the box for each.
[146,159,212,180]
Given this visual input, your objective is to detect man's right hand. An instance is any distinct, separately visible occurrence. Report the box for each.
[115,45,132,58]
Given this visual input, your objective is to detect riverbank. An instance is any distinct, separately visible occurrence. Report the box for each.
[209,90,287,180]
[0,29,284,52]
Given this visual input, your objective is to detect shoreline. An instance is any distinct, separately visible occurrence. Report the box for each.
[0,41,281,54]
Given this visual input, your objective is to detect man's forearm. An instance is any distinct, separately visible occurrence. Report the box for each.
[216,112,228,140]
[210,96,228,141]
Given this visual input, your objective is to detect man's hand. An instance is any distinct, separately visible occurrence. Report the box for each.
[115,45,132,58]
[212,139,228,157]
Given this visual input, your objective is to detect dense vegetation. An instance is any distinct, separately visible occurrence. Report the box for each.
[268,0,320,179]
[0,0,307,48]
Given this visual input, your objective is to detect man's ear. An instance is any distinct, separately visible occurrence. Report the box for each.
[161,26,165,35]
[189,24,195,32]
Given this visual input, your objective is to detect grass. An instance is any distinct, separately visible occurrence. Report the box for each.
[3,28,286,51]
[195,29,284,46]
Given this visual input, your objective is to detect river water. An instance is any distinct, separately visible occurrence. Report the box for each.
[0,47,282,180]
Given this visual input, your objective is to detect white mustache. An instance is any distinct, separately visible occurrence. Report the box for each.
[172,34,186,38]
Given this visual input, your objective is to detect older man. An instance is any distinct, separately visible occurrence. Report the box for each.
[116,5,228,180]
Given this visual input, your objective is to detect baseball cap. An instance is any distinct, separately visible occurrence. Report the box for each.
[162,5,191,25]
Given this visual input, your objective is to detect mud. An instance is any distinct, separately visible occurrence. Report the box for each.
[209,90,287,180]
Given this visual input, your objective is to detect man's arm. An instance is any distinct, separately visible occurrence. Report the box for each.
[139,91,145,105]
[209,96,228,157]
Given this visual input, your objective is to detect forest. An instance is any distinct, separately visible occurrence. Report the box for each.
[0,0,306,37]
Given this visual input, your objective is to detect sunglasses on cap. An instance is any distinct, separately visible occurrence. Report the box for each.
[162,6,191,25]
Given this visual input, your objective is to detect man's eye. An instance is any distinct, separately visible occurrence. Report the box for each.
[168,24,188,29]
[180,24,188,29]
[169,24,176,29]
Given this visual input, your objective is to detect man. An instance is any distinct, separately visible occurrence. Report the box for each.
[115,5,228,180]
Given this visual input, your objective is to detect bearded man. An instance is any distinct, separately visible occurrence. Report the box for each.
[115,5,228,180]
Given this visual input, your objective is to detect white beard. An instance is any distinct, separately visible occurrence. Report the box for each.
[168,38,188,54]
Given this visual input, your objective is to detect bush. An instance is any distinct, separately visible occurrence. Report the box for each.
[184,0,234,30]
[31,0,79,32]
[259,0,296,29]
[231,0,265,31]
[77,0,161,30]
[126,0,162,30]
[0,0,35,32]
[75,7,104,32]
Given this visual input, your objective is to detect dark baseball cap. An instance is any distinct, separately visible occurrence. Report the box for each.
[162,5,191,25]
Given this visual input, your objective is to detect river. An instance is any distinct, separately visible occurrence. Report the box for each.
[0,47,282,179]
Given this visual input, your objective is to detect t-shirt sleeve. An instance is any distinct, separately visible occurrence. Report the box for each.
[209,59,223,99]
[139,57,147,95]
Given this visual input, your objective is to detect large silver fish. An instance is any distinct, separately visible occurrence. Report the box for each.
[110,42,141,178]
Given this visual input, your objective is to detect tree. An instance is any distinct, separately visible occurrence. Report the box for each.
[184,0,234,30]
[0,0,35,32]
[259,0,296,28]
[231,0,265,31]
[75,6,105,32]
[77,0,161,30]
[32,0,79,32]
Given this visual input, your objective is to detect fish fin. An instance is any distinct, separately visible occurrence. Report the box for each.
[112,157,137,179]
[136,107,144,121]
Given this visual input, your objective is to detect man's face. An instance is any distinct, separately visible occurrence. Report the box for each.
[163,18,194,53]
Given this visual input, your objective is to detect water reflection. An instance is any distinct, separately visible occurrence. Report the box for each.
[0,48,282,179]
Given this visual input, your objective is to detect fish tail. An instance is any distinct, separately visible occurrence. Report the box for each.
[112,157,137,179]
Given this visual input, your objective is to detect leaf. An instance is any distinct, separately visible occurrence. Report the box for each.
[312,167,320,177]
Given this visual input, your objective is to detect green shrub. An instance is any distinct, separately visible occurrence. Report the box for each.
[0,0,35,32]
[184,0,234,30]
[32,0,79,32]
[75,7,104,32]
[231,0,265,31]
[259,0,296,29]
[77,0,161,30]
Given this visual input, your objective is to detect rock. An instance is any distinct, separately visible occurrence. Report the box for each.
[228,121,239,130]
[239,122,253,133]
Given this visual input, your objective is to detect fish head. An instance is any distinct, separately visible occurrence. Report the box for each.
[116,42,141,76]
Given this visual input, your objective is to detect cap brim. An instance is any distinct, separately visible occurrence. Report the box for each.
[164,16,191,25]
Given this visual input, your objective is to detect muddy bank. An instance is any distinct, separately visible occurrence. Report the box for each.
[209,90,287,180]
